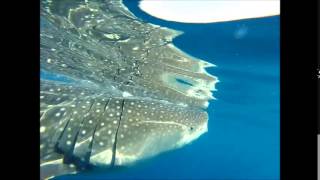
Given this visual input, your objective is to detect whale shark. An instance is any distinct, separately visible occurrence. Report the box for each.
[40,0,218,179]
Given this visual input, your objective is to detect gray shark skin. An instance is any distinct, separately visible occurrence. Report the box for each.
[40,0,218,179]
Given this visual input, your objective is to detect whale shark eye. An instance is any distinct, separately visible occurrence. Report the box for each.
[190,127,194,131]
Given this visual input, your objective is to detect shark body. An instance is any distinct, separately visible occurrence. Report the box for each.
[40,0,217,179]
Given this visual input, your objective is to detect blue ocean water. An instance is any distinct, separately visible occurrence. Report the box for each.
[53,1,280,179]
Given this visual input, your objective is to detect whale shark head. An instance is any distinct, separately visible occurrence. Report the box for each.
[40,81,208,169]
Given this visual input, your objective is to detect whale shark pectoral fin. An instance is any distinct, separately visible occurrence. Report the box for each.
[40,157,77,180]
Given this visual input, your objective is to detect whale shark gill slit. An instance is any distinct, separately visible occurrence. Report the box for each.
[111,99,125,167]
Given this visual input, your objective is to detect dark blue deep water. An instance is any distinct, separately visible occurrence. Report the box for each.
[55,1,280,179]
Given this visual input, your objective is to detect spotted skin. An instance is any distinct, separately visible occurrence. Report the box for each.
[40,80,208,179]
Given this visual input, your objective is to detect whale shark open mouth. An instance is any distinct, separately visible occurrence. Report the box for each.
[40,0,217,179]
